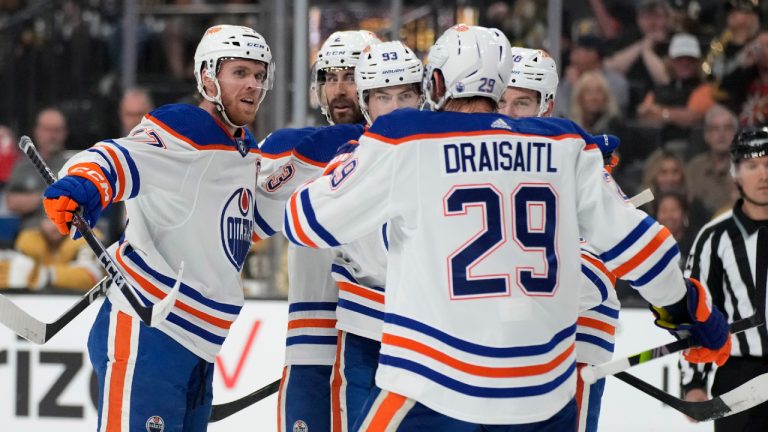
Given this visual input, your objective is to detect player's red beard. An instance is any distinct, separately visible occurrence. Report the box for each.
[329,95,363,124]
[220,88,261,127]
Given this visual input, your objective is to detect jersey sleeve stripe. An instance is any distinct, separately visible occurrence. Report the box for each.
[575,334,614,352]
[288,191,319,247]
[576,317,616,335]
[583,144,598,151]
[382,333,575,378]
[283,210,302,246]
[124,246,242,314]
[386,313,575,357]
[84,149,119,199]
[287,318,338,330]
[331,264,385,292]
[288,302,338,313]
[590,304,620,319]
[629,244,681,287]
[299,188,341,247]
[94,144,126,201]
[581,265,609,302]
[599,215,656,262]
[115,246,235,329]
[378,354,576,398]
[286,335,339,346]
[338,298,385,320]
[581,252,616,284]
[254,203,277,237]
[338,281,385,304]
[382,223,389,251]
[107,140,141,199]
[611,228,673,278]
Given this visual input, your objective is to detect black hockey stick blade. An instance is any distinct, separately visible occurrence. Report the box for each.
[209,378,281,422]
[615,371,768,422]
[18,135,180,327]
[0,276,110,343]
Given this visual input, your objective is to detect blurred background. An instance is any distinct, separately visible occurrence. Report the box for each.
[0,0,766,301]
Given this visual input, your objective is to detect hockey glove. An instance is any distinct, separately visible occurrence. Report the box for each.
[593,134,620,172]
[652,278,731,366]
[43,175,105,237]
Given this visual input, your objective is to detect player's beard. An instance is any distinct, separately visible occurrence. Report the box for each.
[221,90,260,127]
[329,95,363,124]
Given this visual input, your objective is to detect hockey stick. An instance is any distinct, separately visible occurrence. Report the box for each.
[209,378,281,422]
[18,135,181,327]
[614,370,768,421]
[0,276,111,343]
[582,227,768,385]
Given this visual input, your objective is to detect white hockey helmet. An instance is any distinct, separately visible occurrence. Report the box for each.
[507,47,559,117]
[194,25,274,128]
[312,30,382,124]
[422,24,514,111]
[355,41,424,124]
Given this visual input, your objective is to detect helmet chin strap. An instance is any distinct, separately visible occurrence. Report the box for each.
[203,74,248,129]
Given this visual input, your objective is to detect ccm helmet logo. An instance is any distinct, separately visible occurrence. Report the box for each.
[247,42,265,48]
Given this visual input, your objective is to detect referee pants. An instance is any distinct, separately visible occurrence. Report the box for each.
[712,356,768,432]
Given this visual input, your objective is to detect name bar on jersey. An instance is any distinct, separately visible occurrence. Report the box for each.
[443,140,558,175]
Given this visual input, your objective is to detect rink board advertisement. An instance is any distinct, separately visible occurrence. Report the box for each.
[0,294,711,431]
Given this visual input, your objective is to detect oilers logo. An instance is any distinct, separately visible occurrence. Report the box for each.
[145,416,165,432]
[220,188,254,270]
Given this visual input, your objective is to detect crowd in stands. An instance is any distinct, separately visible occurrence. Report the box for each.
[0,0,766,302]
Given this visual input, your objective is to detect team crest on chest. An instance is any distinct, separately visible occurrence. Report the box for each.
[220,188,254,270]
[236,137,249,157]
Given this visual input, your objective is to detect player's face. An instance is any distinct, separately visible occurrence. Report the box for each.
[216,59,268,126]
[735,156,768,206]
[498,87,539,118]
[367,85,420,123]
[322,68,363,124]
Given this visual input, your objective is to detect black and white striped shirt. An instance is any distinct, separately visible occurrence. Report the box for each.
[680,199,768,392]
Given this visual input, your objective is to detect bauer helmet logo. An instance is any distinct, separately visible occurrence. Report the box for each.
[145,416,165,432]
[293,420,309,432]
[220,188,254,270]
[453,24,470,32]
[206,26,222,35]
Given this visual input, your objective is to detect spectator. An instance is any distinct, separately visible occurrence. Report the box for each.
[719,31,768,126]
[5,107,68,229]
[703,0,761,82]
[642,149,711,234]
[568,70,622,135]
[0,125,17,189]
[653,190,695,263]
[554,35,630,116]
[637,33,714,149]
[118,87,155,135]
[0,217,103,291]
[685,105,739,215]
[604,0,672,109]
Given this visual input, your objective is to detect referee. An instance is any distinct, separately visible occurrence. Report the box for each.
[680,126,768,431]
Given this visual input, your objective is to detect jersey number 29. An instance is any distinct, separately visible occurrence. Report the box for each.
[443,183,559,299]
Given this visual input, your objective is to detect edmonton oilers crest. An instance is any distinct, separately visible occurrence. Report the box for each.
[220,188,254,270]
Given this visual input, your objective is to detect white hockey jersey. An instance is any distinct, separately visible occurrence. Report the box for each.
[59,104,259,362]
[256,124,364,365]
[577,246,620,365]
[284,109,686,424]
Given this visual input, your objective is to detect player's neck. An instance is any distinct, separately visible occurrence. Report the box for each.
[199,100,238,135]
[443,97,496,113]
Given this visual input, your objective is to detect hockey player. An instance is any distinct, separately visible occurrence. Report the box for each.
[40,25,273,430]
[499,47,619,432]
[253,30,380,432]
[284,25,732,430]
[325,40,423,431]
